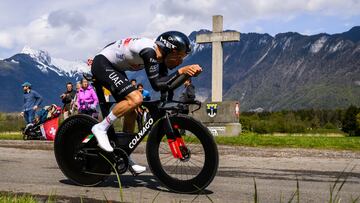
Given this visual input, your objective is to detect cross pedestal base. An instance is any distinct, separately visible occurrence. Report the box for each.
[190,101,242,136]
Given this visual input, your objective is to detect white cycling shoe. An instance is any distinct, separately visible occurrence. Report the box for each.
[129,157,146,174]
[91,124,114,152]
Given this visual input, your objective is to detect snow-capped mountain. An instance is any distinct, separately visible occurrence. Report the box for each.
[0,47,90,112]
[1,26,360,112]
[184,26,360,111]
[20,46,89,77]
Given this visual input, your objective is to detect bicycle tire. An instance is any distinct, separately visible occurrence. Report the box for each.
[146,114,219,193]
[54,114,111,186]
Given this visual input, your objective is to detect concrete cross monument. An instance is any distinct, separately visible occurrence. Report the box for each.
[192,15,242,136]
[196,15,240,102]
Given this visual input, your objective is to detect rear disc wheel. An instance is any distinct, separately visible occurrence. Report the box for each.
[54,114,111,186]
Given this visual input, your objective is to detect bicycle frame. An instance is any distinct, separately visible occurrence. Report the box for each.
[55,74,217,192]
[85,80,196,158]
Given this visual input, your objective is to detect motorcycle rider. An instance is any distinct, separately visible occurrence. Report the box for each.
[90,31,202,174]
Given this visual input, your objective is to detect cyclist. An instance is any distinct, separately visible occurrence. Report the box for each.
[91,31,202,174]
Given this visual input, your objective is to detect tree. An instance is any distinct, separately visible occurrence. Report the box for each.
[311,115,321,129]
[342,105,360,136]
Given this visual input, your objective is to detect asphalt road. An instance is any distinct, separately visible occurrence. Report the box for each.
[0,142,359,202]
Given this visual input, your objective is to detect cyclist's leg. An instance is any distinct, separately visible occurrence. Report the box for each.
[108,92,147,174]
[123,110,137,133]
[91,55,142,152]
[91,55,146,173]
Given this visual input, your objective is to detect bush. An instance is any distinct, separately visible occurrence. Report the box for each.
[341,105,360,136]
[0,113,24,132]
[240,108,346,134]
[323,122,336,129]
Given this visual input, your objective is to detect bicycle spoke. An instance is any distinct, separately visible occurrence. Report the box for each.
[180,162,183,179]
[188,159,203,170]
[169,159,180,176]
[159,144,170,153]
[159,153,174,161]
[189,145,204,154]
[162,156,179,167]
[187,161,197,177]
[185,162,190,179]
[189,156,204,165]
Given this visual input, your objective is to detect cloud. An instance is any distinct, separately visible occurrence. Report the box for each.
[148,0,360,30]
[48,10,87,31]
[0,32,14,48]
[0,0,359,60]
[0,12,99,59]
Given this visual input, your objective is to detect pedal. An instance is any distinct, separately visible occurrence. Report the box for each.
[128,167,139,176]
[128,165,147,176]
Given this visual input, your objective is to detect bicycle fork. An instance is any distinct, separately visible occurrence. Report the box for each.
[164,113,189,160]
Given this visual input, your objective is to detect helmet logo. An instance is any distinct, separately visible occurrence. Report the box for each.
[160,36,177,49]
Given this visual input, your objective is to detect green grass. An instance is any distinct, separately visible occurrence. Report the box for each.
[0,192,37,203]
[0,133,23,140]
[215,133,360,151]
[2,132,360,151]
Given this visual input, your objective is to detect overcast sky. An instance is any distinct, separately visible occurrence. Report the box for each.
[0,0,359,60]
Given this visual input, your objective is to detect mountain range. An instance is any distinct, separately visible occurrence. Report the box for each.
[0,27,359,112]
[184,26,360,111]
[0,47,88,112]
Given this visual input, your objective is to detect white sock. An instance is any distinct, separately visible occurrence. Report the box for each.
[97,111,118,131]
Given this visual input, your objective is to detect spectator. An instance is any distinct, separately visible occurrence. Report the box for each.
[179,78,195,114]
[87,58,93,66]
[70,82,81,114]
[21,82,43,124]
[136,83,151,129]
[137,83,151,101]
[130,79,137,87]
[77,78,99,118]
[60,82,76,119]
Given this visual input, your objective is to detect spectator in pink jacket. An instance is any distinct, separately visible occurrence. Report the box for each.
[77,78,99,118]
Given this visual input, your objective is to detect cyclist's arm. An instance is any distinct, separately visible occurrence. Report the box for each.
[186,85,196,101]
[140,48,188,92]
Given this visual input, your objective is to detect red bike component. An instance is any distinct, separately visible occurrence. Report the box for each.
[167,137,187,159]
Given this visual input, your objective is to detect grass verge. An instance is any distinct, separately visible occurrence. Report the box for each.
[215,132,360,151]
[1,132,360,151]
[0,132,23,140]
[0,192,37,203]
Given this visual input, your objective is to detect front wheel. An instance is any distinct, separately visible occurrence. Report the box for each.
[146,115,219,193]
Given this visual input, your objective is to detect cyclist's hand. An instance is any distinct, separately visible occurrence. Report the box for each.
[20,112,24,117]
[33,106,38,110]
[179,65,202,77]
